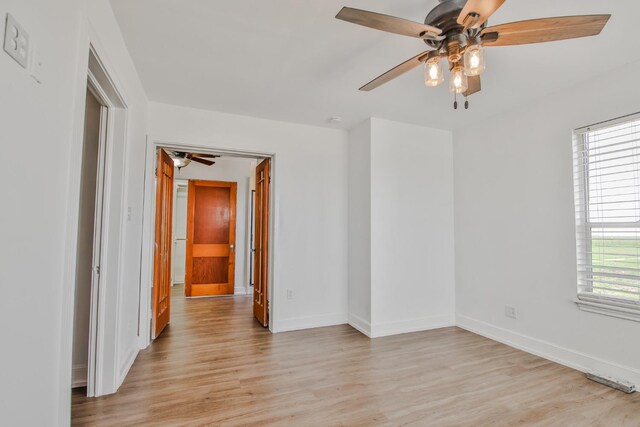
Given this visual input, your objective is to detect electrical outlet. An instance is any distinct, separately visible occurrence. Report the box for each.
[3,13,29,68]
[286,289,293,300]
[505,305,518,319]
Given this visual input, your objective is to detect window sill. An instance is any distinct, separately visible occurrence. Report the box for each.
[575,294,640,322]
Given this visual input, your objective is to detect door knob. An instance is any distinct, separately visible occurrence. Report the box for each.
[230,244,235,251]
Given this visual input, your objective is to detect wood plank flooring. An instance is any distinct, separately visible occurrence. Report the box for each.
[72,285,640,426]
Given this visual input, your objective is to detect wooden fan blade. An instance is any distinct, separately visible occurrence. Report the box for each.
[359,51,430,91]
[190,157,215,166]
[457,0,506,29]
[481,15,610,47]
[463,75,481,97]
[336,7,442,39]
[190,153,220,158]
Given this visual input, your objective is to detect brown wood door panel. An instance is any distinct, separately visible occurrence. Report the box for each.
[192,244,230,257]
[185,180,237,297]
[253,159,270,327]
[152,149,174,339]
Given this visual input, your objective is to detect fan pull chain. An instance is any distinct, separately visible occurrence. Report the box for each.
[453,93,458,110]
[465,96,469,110]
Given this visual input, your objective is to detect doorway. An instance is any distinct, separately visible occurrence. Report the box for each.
[68,46,130,399]
[146,146,274,341]
[71,84,107,390]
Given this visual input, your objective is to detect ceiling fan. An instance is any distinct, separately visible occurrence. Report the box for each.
[170,151,220,169]
[336,0,610,109]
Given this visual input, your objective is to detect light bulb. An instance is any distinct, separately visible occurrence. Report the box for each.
[464,44,485,76]
[449,66,468,94]
[424,57,444,87]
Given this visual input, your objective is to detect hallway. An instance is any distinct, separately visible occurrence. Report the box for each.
[72,286,640,426]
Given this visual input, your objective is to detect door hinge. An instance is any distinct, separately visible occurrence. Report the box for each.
[95,265,101,275]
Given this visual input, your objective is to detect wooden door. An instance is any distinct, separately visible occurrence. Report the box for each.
[152,149,174,338]
[185,180,237,297]
[253,159,270,327]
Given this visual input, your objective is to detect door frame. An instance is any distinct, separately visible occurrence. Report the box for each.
[139,138,278,348]
[81,73,109,397]
[61,35,131,414]
[172,180,189,286]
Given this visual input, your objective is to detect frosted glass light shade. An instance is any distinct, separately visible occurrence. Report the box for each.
[172,157,191,168]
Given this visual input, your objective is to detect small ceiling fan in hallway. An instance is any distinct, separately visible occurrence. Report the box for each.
[336,0,610,109]
[170,151,220,169]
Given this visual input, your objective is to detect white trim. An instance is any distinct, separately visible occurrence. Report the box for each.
[72,365,88,388]
[274,313,347,333]
[85,69,109,399]
[575,294,640,322]
[59,15,91,426]
[456,314,640,387]
[575,111,640,133]
[118,347,138,387]
[370,314,455,338]
[234,287,249,295]
[86,41,131,399]
[348,313,372,337]
[60,19,134,425]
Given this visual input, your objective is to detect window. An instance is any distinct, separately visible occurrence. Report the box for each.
[573,114,640,321]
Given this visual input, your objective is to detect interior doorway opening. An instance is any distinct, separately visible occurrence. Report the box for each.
[71,83,107,391]
[69,46,129,400]
[148,145,274,341]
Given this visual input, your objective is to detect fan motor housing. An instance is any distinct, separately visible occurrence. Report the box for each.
[424,0,484,47]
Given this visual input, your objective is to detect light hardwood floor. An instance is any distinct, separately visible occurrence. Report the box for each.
[72,286,640,426]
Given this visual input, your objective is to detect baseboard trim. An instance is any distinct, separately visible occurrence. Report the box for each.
[456,314,640,386]
[274,312,347,333]
[118,347,139,388]
[72,364,87,388]
[234,287,249,295]
[348,313,372,337]
[371,314,455,338]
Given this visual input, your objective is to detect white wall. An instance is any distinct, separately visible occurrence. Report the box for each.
[0,0,148,424]
[346,118,456,337]
[454,59,640,385]
[171,156,257,294]
[370,118,455,336]
[347,119,372,332]
[149,102,349,332]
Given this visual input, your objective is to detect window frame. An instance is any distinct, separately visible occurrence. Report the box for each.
[573,113,640,322]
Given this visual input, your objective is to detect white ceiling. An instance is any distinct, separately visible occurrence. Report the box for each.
[110,0,640,131]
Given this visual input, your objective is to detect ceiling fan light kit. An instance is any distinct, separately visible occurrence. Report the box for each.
[336,0,610,109]
[172,157,191,169]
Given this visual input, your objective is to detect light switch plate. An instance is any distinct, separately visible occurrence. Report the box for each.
[4,13,29,68]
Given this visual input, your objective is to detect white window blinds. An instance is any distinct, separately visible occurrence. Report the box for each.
[573,114,640,305]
